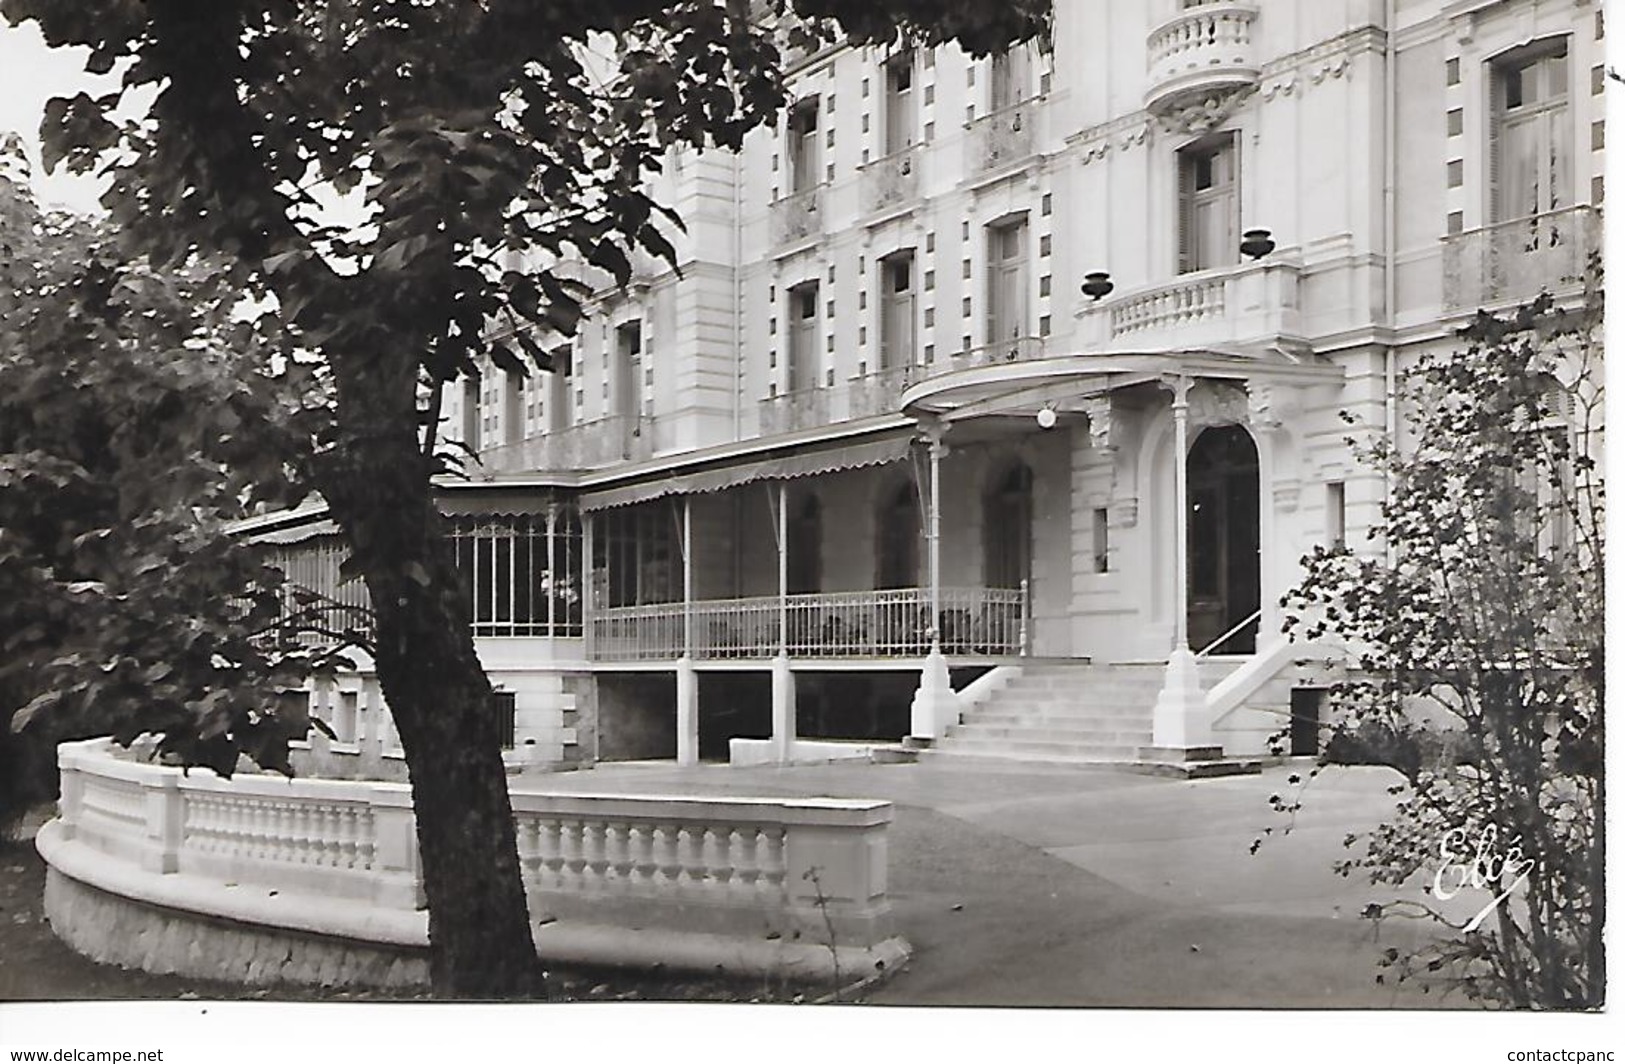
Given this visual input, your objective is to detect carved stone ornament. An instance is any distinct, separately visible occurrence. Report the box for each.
[1246,382,1301,432]
[1108,497,1140,529]
[1082,396,1123,453]
[1153,87,1254,136]
[1186,380,1250,429]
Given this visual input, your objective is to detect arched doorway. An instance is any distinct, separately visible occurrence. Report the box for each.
[983,461,1033,589]
[1187,425,1260,654]
[875,480,920,589]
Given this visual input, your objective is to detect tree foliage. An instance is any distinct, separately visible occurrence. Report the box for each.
[3,0,1048,996]
[1281,280,1604,1009]
[0,135,347,797]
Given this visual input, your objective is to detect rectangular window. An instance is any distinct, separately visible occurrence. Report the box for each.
[879,251,916,370]
[788,282,820,392]
[1327,482,1346,550]
[788,97,820,194]
[989,47,1029,112]
[1491,40,1570,222]
[1178,133,1239,273]
[1092,508,1110,573]
[884,53,916,155]
[615,322,642,422]
[986,217,1029,348]
[492,691,517,750]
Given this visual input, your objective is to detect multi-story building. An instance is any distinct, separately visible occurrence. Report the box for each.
[256,0,1605,773]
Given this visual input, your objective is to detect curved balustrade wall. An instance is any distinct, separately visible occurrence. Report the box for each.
[38,739,906,988]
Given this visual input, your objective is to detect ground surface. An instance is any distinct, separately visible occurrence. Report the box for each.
[3,758,1475,1006]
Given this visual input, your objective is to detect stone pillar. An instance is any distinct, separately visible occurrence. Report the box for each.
[140,774,183,874]
[771,653,796,763]
[675,656,700,767]
[370,787,424,908]
[360,673,385,776]
[1150,376,1215,755]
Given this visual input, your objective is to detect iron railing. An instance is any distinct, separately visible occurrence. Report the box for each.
[1442,205,1601,312]
[591,586,1028,662]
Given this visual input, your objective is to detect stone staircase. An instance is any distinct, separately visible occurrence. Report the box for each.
[912,661,1260,777]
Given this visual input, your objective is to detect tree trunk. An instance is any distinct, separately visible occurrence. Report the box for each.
[320,362,542,999]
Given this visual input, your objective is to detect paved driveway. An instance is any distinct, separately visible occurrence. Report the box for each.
[527,759,1473,1008]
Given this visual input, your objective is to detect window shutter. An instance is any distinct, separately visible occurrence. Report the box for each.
[1488,97,1505,223]
[1177,155,1195,274]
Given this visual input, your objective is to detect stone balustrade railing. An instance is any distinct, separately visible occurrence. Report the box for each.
[1145,3,1260,115]
[40,738,905,987]
[1075,260,1303,351]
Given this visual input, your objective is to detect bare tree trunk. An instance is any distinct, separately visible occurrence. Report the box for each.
[321,363,542,999]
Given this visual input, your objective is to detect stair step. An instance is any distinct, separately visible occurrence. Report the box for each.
[962,711,1157,727]
[947,725,1152,744]
[936,737,1144,759]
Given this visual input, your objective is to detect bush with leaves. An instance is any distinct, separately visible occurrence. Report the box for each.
[1280,281,1604,1009]
[0,136,350,820]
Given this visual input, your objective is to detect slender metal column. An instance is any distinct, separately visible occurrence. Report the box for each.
[682,497,694,656]
[582,511,596,659]
[776,482,789,655]
[925,424,946,652]
[1170,377,1192,653]
[544,502,559,637]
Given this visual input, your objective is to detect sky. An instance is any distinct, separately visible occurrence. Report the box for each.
[0,18,119,214]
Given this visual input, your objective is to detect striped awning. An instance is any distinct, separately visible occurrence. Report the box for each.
[579,435,916,512]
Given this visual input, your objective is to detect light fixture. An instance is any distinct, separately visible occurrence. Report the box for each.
[1036,405,1058,430]
[1081,271,1114,301]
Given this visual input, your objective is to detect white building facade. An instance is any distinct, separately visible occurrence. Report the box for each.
[261,0,1605,771]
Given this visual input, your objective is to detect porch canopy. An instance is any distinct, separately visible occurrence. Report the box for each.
[898,346,1344,422]
[577,434,915,513]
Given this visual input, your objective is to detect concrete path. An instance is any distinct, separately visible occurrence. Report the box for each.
[524,758,1476,1008]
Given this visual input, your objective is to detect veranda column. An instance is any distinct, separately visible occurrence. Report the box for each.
[582,511,596,660]
[910,422,958,741]
[544,502,559,637]
[1149,375,1215,755]
[676,497,699,767]
[771,482,796,762]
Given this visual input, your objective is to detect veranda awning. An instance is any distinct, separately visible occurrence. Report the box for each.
[579,435,916,512]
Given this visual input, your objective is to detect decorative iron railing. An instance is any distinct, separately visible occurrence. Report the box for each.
[860,146,921,214]
[590,585,1027,662]
[1441,206,1601,312]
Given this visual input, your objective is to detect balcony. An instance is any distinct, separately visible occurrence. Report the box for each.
[474,415,654,475]
[591,586,1028,662]
[1077,260,1301,351]
[859,145,922,216]
[771,185,824,248]
[912,336,1047,388]
[964,101,1038,177]
[758,367,909,435]
[1145,3,1260,118]
[1442,206,1601,313]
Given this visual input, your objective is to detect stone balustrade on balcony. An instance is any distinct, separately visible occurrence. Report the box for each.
[474,415,654,475]
[757,367,909,436]
[1441,205,1601,313]
[1145,3,1260,117]
[770,185,824,247]
[1076,260,1301,352]
[964,100,1038,176]
[859,145,921,215]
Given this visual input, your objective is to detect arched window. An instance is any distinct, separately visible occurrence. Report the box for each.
[983,461,1033,589]
[875,480,920,589]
